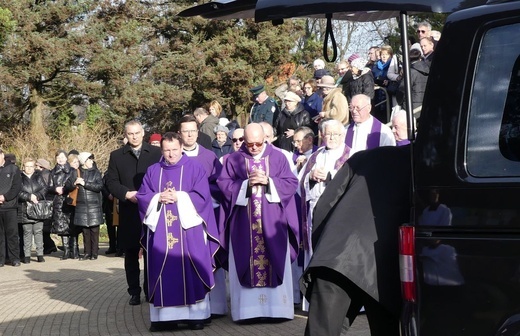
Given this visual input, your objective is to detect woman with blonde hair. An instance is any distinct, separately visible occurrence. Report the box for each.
[208,100,223,118]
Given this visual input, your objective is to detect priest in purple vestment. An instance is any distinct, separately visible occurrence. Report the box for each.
[136,132,220,332]
[217,123,300,322]
[391,108,412,147]
[177,113,227,316]
[345,94,396,156]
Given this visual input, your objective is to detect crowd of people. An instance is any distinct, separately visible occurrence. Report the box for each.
[0,22,437,335]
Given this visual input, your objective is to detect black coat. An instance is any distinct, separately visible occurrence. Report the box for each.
[105,143,162,249]
[274,103,311,152]
[49,163,75,235]
[397,60,430,110]
[66,166,104,227]
[302,146,411,318]
[18,171,48,224]
[344,69,375,100]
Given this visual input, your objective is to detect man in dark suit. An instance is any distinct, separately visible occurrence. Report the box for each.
[302,145,411,336]
[105,120,162,306]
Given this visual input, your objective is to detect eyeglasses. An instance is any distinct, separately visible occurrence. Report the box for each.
[349,103,370,112]
[292,139,303,145]
[180,130,197,135]
[323,133,342,138]
[245,141,264,148]
[232,137,244,143]
[417,29,427,34]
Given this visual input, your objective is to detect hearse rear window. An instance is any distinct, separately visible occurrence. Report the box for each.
[467,23,520,177]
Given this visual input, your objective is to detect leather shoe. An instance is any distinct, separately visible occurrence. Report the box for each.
[91,254,98,260]
[23,257,31,264]
[12,260,21,267]
[105,248,116,255]
[0,262,4,267]
[37,256,45,262]
[81,254,92,260]
[129,295,141,306]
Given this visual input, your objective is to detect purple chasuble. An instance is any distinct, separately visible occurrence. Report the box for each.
[299,145,351,250]
[137,155,220,307]
[217,143,299,288]
[345,118,383,150]
[397,139,411,146]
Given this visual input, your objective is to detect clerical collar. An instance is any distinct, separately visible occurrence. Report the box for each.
[183,144,199,157]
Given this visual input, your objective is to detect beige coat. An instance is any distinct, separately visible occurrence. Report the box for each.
[321,88,349,125]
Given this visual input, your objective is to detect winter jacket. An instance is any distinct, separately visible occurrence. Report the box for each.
[345,68,375,100]
[397,60,430,110]
[66,166,104,227]
[18,171,48,224]
[274,103,311,152]
[303,92,323,119]
[322,88,350,125]
[49,163,74,235]
[199,115,220,141]
[211,138,233,159]
[0,161,22,211]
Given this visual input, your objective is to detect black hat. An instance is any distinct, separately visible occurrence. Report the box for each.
[249,84,265,96]
[313,69,330,79]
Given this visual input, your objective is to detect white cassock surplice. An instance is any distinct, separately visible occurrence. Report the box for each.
[347,116,396,156]
[297,143,348,310]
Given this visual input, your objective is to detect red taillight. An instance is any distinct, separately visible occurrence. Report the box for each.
[399,226,416,302]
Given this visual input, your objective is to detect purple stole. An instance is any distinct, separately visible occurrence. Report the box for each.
[246,156,272,287]
[345,118,383,150]
[299,145,351,251]
[397,139,411,146]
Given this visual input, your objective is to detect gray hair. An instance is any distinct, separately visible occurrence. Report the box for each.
[295,126,315,139]
[319,118,344,134]
[313,58,325,69]
[417,21,432,31]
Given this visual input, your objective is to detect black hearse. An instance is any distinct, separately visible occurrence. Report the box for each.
[181,0,520,334]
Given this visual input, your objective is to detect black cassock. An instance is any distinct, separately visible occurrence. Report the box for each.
[301,145,411,335]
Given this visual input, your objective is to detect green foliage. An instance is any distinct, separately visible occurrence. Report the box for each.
[0,7,15,47]
[86,104,104,129]
[49,107,76,138]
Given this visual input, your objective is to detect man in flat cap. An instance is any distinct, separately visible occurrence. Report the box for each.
[249,84,280,126]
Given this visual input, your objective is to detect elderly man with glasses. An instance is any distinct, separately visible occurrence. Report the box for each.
[297,119,351,309]
[217,123,300,323]
[292,126,318,172]
[345,94,396,156]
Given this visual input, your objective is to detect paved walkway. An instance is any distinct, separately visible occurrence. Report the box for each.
[0,244,369,336]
